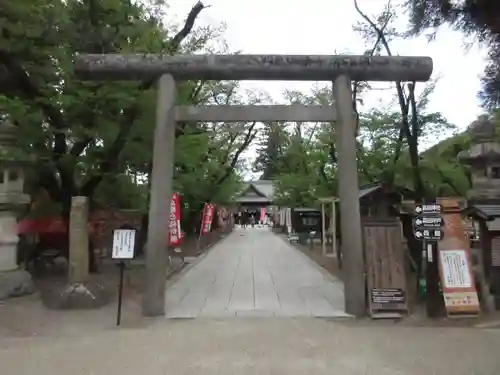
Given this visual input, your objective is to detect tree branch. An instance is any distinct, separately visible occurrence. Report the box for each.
[214,122,257,187]
[354,0,426,198]
[79,2,207,196]
[169,1,208,53]
[353,0,411,135]
[351,18,390,135]
[0,51,67,157]
[319,163,331,185]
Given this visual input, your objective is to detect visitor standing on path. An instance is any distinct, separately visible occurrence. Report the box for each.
[242,210,248,229]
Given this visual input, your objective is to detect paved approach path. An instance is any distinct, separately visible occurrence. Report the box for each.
[165,227,347,318]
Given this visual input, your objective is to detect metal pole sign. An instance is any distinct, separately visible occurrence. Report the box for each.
[413,204,444,244]
[413,203,444,318]
[112,228,136,326]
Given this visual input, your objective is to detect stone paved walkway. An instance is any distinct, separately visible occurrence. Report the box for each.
[165,227,348,318]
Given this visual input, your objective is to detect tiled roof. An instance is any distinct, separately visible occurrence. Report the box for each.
[359,185,381,198]
[233,180,275,203]
[463,204,500,220]
[251,180,275,198]
[331,184,383,202]
[234,196,272,203]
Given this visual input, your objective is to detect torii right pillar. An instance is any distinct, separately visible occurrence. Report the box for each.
[333,76,365,317]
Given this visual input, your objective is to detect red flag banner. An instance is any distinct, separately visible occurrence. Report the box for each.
[168,193,183,246]
[200,203,216,235]
[260,207,267,223]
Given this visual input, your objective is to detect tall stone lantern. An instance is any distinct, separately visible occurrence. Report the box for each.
[458,115,500,203]
[0,122,33,299]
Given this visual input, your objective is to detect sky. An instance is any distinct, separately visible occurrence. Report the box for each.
[166,0,488,176]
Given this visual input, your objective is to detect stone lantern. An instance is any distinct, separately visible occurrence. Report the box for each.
[458,115,500,203]
[0,121,33,299]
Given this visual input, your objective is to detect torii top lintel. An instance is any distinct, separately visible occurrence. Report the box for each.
[74,54,433,82]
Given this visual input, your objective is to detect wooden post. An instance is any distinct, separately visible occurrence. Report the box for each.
[333,76,366,317]
[142,74,177,317]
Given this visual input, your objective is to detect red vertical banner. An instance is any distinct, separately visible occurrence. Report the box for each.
[260,207,266,223]
[168,193,183,246]
[201,203,216,235]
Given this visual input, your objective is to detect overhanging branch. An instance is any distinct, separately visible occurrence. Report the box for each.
[79,2,207,196]
[214,122,257,187]
[0,51,67,157]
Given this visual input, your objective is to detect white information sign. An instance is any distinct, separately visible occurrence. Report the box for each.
[439,249,472,288]
[112,229,136,260]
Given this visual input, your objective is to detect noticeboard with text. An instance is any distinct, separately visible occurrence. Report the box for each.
[112,229,136,260]
[436,198,480,317]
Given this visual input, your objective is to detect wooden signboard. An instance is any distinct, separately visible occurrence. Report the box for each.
[491,237,500,267]
[363,218,408,319]
[437,198,480,317]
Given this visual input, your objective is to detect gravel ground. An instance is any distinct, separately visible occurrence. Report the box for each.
[0,318,499,375]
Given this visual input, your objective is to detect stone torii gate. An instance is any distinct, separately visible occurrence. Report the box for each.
[74,54,433,317]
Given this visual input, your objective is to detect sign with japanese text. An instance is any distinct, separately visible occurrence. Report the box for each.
[415,204,442,215]
[168,193,183,246]
[436,197,480,317]
[112,229,136,260]
[413,203,444,242]
[200,203,216,235]
[414,228,444,241]
[440,250,473,289]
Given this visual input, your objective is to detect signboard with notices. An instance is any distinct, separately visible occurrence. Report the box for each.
[436,197,480,317]
[112,229,136,260]
[440,250,473,289]
[370,288,405,304]
[491,237,500,267]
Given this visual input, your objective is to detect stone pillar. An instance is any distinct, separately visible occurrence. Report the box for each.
[143,74,177,317]
[0,123,33,299]
[333,76,366,317]
[331,201,337,259]
[321,202,326,255]
[68,196,89,284]
[55,195,109,309]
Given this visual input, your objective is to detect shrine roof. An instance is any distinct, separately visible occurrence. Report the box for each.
[458,149,500,162]
[462,204,500,221]
[468,115,496,142]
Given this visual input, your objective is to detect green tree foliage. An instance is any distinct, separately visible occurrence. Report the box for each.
[404,0,500,108]
[1,0,254,234]
[254,1,463,207]
[1,0,201,211]
[253,87,338,208]
[405,0,500,39]
[252,122,289,180]
[257,82,461,206]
